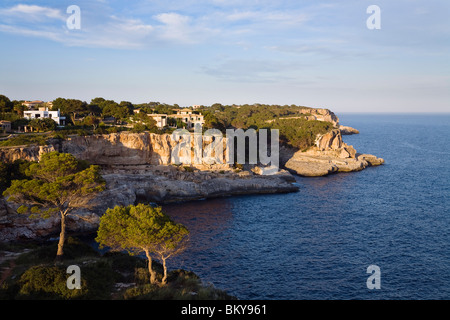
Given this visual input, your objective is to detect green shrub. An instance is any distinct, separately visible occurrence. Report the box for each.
[131,123,147,133]
[93,127,107,135]
[81,260,118,299]
[16,265,85,300]
[103,251,146,273]
[122,268,235,300]
[0,134,49,147]
[76,129,90,137]
[13,259,118,300]
[105,126,118,133]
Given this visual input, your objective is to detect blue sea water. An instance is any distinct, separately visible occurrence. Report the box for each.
[162,114,450,300]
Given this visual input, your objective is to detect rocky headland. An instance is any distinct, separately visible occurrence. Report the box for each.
[0,109,384,241]
[283,129,383,177]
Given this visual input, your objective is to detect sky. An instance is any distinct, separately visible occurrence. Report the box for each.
[0,0,449,113]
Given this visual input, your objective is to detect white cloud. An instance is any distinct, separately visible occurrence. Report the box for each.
[0,3,310,48]
[0,12,155,49]
[226,10,309,25]
[0,3,217,48]
[0,24,62,42]
[153,12,218,44]
[61,15,156,49]
[154,12,191,42]
[109,16,154,35]
[0,4,65,21]
[155,12,190,25]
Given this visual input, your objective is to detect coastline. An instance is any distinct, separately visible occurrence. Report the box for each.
[0,165,299,242]
[0,121,384,242]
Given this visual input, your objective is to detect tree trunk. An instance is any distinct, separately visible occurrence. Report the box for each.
[56,213,66,259]
[162,257,168,285]
[144,249,157,285]
[71,113,77,125]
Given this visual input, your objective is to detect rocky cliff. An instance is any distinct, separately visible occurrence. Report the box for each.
[0,144,56,163]
[0,121,383,241]
[0,132,299,241]
[284,129,383,177]
[298,108,359,135]
[62,132,232,169]
[298,108,340,126]
[0,128,383,177]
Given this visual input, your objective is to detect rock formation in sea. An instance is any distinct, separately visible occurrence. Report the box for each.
[283,129,383,177]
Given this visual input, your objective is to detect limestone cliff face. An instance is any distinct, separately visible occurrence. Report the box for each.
[299,108,359,135]
[60,132,232,170]
[0,145,56,163]
[0,129,383,178]
[61,133,154,165]
[0,132,226,167]
[315,129,344,150]
[299,108,340,127]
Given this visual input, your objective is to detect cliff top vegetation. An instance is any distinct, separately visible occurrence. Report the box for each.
[1,94,335,150]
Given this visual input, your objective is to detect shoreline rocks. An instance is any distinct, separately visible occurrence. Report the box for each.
[284,129,384,177]
[339,125,360,135]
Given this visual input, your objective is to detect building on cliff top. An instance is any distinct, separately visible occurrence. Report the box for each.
[147,114,168,128]
[23,107,66,126]
[132,108,205,129]
[0,120,12,133]
[170,113,205,129]
[22,100,53,110]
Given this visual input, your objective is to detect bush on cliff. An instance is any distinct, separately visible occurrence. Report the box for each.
[0,134,50,147]
[16,265,86,300]
[0,237,118,300]
[122,269,235,300]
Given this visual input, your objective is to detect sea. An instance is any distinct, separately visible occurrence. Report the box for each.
[162,113,450,300]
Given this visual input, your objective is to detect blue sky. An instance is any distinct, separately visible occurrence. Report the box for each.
[0,0,449,113]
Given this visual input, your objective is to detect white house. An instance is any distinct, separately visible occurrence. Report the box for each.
[0,120,12,133]
[147,114,168,128]
[22,100,45,109]
[23,107,66,126]
[171,109,205,128]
